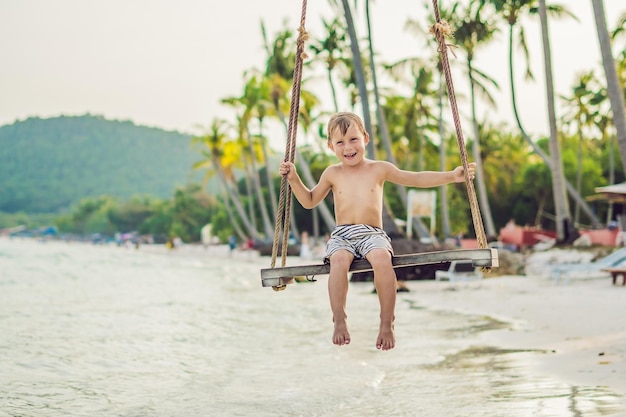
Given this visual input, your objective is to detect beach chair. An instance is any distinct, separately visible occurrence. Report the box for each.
[435,260,483,283]
[548,247,626,284]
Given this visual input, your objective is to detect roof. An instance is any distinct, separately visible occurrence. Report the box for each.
[587,182,626,203]
[595,182,626,194]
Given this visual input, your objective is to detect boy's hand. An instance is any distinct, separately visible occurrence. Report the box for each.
[279,161,297,180]
[452,162,476,183]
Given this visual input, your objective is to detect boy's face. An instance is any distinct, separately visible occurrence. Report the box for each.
[327,122,369,166]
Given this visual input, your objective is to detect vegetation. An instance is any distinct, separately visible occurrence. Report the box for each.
[0,115,203,213]
[52,185,215,243]
[2,1,626,246]
[191,0,625,244]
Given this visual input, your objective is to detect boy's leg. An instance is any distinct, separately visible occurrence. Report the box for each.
[365,248,396,351]
[328,249,354,346]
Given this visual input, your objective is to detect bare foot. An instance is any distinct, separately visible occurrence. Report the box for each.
[332,320,351,346]
[376,322,395,350]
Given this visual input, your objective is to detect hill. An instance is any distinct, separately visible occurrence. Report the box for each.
[0,115,204,213]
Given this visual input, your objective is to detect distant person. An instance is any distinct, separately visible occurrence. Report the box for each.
[201,224,213,248]
[279,111,475,351]
[228,235,237,253]
[454,231,463,248]
[299,231,312,259]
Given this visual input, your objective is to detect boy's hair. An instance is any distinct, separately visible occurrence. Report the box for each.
[327,112,367,141]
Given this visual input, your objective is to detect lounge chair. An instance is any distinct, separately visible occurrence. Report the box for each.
[435,260,483,283]
[548,247,626,284]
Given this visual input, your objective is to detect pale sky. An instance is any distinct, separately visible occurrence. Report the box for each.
[0,0,624,147]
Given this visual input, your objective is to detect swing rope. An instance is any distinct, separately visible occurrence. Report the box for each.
[429,0,489,252]
[270,0,309,269]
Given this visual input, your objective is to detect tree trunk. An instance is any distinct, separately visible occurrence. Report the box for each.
[246,132,273,238]
[214,160,260,240]
[259,118,278,227]
[327,68,340,112]
[467,59,497,237]
[248,123,274,239]
[243,162,257,233]
[608,135,615,223]
[539,0,571,241]
[341,0,375,159]
[591,0,626,173]
[295,148,336,231]
[220,191,246,242]
[575,129,583,225]
[438,75,452,238]
[365,0,408,213]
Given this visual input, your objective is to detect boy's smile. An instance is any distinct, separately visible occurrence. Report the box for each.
[344,151,357,160]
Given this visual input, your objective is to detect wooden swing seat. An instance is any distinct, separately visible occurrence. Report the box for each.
[261,248,498,289]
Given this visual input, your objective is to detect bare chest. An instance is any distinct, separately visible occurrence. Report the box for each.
[330,170,384,202]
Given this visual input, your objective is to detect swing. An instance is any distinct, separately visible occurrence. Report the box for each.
[262,248,497,288]
[262,0,498,291]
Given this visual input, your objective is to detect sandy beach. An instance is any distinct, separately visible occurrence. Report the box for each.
[404,275,626,397]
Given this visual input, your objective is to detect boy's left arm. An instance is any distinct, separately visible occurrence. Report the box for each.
[386,162,475,188]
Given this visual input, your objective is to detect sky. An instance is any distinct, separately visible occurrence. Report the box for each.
[0,0,624,147]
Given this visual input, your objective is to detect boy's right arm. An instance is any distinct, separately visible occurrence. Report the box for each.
[279,161,331,209]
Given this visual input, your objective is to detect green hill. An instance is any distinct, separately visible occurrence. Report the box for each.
[0,115,204,213]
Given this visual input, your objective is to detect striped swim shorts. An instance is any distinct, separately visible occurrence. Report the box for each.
[324,224,394,262]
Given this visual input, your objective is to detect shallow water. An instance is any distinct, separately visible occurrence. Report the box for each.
[0,237,623,417]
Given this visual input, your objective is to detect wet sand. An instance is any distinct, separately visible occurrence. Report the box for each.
[405,274,626,401]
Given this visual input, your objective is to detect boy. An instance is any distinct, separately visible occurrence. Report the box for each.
[279,112,475,351]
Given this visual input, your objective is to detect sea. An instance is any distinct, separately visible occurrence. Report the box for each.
[0,237,624,417]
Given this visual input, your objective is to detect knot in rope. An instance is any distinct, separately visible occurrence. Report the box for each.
[298,27,309,60]
[429,20,458,57]
[297,26,309,43]
[429,20,453,37]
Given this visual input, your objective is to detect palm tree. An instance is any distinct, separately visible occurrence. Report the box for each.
[612,14,626,96]
[331,0,376,158]
[337,55,361,111]
[222,74,277,239]
[192,119,260,240]
[403,14,459,239]
[364,0,435,239]
[386,61,440,171]
[538,0,571,241]
[261,20,336,233]
[374,65,451,241]
[253,74,280,221]
[309,17,347,112]
[365,0,396,169]
[437,69,452,239]
[591,0,626,174]
[328,0,415,237]
[560,71,602,225]
[487,0,601,227]
[445,0,499,238]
